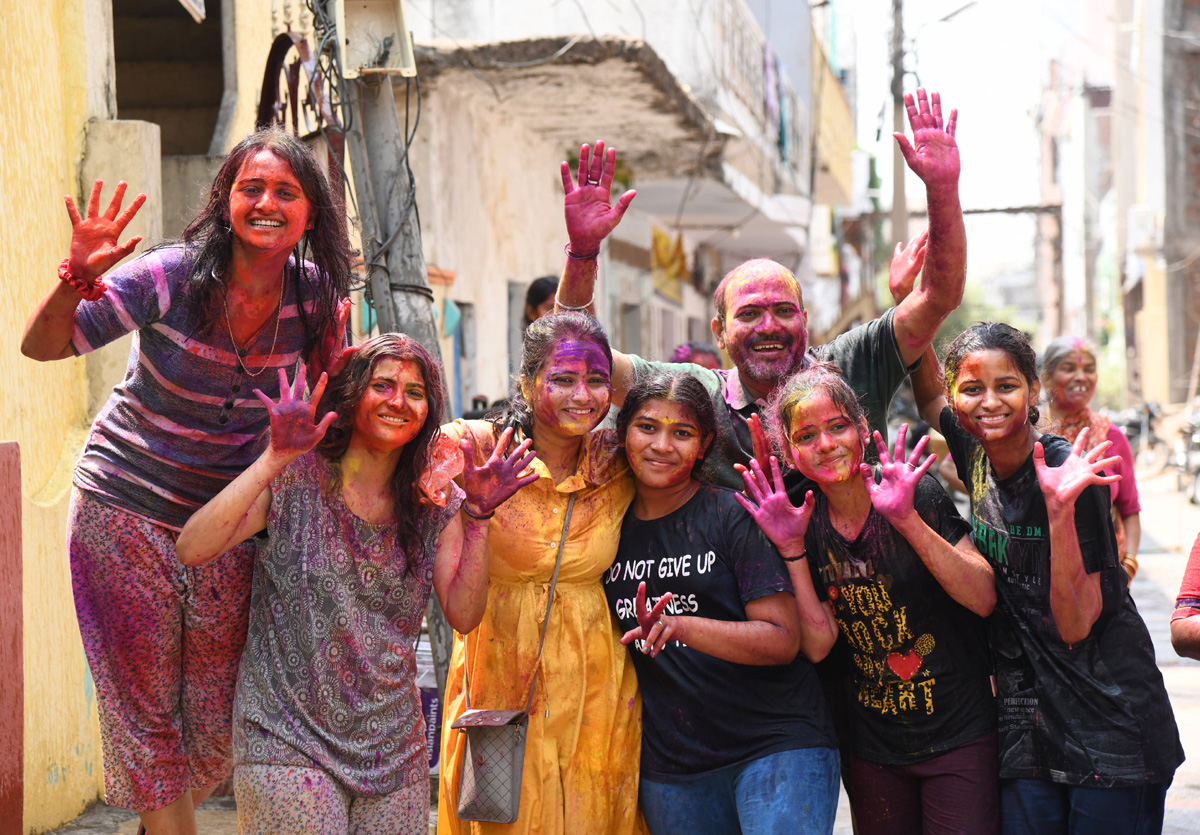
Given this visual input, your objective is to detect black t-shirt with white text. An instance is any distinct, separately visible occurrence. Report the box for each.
[941,407,1183,786]
[804,474,993,765]
[603,485,837,781]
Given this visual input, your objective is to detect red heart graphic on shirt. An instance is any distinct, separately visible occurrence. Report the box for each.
[887,651,922,681]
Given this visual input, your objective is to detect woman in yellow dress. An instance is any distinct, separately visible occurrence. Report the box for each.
[438,309,641,835]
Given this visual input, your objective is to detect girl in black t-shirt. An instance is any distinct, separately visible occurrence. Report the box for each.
[908,323,1182,835]
[740,362,999,835]
[604,369,841,835]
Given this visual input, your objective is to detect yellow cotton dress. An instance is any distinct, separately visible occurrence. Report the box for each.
[438,421,642,835]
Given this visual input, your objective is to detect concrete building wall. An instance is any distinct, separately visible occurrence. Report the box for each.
[407,81,567,401]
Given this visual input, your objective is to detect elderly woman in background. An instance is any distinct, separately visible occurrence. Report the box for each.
[1041,336,1141,579]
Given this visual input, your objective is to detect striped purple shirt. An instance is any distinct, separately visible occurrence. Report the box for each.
[72,245,319,531]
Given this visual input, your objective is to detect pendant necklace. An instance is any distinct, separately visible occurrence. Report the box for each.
[217,267,285,377]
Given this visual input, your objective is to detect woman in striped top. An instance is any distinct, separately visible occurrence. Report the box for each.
[21,127,352,834]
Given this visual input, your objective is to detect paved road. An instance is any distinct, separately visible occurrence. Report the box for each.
[52,470,1200,835]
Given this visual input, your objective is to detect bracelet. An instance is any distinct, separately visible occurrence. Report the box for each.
[58,258,107,302]
[462,504,495,520]
[554,291,595,312]
[780,550,807,563]
[564,241,601,261]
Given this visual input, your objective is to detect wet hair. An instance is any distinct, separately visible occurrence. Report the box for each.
[316,333,446,552]
[712,258,805,324]
[181,127,353,358]
[669,341,721,365]
[943,322,1041,425]
[616,370,718,480]
[1041,334,1098,380]
[495,312,613,438]
[765,361,866,467]
[523,275,560,329]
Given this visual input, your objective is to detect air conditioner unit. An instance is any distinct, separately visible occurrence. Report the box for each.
[333,0,417,78]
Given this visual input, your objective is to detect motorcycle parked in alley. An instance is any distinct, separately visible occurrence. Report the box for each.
[1119,401,1169,474]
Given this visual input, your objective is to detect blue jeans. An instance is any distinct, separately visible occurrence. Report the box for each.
[639,747,841,835]
[999,777,1171,835]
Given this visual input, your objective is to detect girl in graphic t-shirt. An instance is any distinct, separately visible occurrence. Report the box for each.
[738,361,999,835]
[908,323,1183,835]
[603,369,841,835]
[177,334,536,834]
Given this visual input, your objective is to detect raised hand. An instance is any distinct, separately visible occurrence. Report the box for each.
[254,363,336,459]
[893,89,960,189]
[736,456,816,556]
[889,228,929,304]
[861,425,936,522]
[65,180,147,282]
[733,413,775,482]
[620,581,677,657]
[561,140,637,253]
[317,297,359,379]
[1034,428,1121,513]
[461,427,539,516]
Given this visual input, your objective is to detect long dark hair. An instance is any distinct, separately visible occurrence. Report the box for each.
[943,323,1041,425]
[182,127,353,358]
[494,312,613,438]
[316,334,446,549]
[765,361,866,466]
[617,369,718,481]
[523,275,559,329]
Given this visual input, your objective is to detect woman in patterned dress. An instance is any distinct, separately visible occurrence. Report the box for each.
[178,335,536,834]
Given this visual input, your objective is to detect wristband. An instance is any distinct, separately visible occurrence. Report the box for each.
[462,504,495,520]
[58,259,107,302]
[780,550,807,563]
[564,241,600,261]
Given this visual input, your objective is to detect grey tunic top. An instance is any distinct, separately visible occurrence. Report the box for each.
[233,451,463,796]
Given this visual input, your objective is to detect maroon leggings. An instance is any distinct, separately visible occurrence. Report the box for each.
[850,731,999,835]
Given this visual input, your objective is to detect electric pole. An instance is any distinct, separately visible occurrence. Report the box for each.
[344,73,454,700]
[891,0,907,246]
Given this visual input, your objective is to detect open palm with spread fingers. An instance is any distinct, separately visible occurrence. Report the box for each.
[736,456,816,554]
[66,180,148,281]
[889,228,929,304]
[254,364,336,459]
[1034,428,1122,513]
[561,140,637,253]
[461,427,539,516]
[894,88,960,188]
[862,425,937,522]
[620,581,677,657]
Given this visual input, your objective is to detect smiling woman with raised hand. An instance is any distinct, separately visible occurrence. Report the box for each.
[437,312,644,835]
[602,369,840,835]
[909,323,1182,834]
[177,335,534,834]
[740,362,997,835]
[1042,335,1141,579]
[20,127,353,834]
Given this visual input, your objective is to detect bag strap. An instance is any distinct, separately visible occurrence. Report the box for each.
[463,493,576,713]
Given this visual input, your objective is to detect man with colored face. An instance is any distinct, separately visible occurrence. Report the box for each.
[556,88,966,499]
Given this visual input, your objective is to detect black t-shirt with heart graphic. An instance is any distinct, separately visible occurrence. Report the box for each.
[804,473,995,765]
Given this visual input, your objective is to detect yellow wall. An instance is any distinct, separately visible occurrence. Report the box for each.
[812,40,854,207]
[0,1,280,831]
[0,2,108,832]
